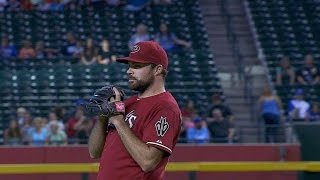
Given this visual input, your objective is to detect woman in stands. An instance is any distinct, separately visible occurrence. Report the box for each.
[276,56,295,86]
[28,117,48,146]
[97,39,117,64]
[155,22,191,52]
[80,37,99,65]
[257,86,283,143]
[4,119,22,145]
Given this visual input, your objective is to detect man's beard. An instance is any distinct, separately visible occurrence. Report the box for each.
[128,75,154,93]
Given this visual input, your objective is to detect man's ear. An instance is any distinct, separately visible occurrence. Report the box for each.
[154,65,163,76]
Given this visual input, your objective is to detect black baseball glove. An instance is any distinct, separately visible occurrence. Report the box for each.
[83,85,125,117]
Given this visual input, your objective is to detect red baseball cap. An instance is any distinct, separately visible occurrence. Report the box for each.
[116,41,168,70]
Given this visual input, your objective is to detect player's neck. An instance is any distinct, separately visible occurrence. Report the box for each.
[138,81,165,99]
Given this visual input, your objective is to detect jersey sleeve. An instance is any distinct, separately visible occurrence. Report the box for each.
[142,107,181,155]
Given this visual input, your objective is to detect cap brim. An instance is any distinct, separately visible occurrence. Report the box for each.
[116,57,148,64]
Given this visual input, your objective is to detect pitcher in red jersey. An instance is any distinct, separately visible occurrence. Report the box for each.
[88,41,182,180]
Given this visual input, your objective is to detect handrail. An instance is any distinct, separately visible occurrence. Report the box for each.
[1,162,320,174]
[242,0,274,123]
[219,0,255,122]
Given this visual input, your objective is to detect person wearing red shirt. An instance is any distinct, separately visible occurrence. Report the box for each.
[88,41,181,180]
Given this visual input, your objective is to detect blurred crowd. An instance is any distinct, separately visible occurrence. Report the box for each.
[274,54,320,123]
[258,86,320,143]
[4,106,94,146]
[179,92,236,144]
[275,54,320,86]
[3,0,319,147]
[257,54,320,143]
[3,92,237,146]
[0,22,191,64]
[0,0,172,12]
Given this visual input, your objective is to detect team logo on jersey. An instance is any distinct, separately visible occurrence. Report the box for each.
[131,45,140,53]
[155,116,169,137]
[125,110,137,128]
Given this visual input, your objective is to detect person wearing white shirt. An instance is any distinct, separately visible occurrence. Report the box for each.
[287,89,310,121]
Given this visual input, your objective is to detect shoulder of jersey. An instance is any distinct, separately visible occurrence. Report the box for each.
[124,96,138,105]
[157,97,180,112]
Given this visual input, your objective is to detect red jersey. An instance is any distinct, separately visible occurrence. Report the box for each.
[97,92,181,180]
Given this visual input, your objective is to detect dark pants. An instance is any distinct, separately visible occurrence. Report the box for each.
[262,113,280,143]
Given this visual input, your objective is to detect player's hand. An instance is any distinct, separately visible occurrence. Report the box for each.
[109,87,122,102]
[109,87,126,124]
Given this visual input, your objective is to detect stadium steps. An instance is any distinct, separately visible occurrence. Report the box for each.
[199,0,269,142]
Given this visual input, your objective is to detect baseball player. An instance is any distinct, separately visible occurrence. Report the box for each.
[87,41,182,180]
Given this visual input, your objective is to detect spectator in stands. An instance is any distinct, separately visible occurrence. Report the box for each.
[124,0,150,11]
[181,99,197,118]
[80,37,99,65]
[5,0,20,11]
[257,86,283,143]
[4,119,22,145]
[28,117,48,146]
[97,39,117,64]
[307,102,320,122]
[155,22,191,52]
[179,116,195,143]
[37,0,52,11]
[20,0,33,10]
[21,114,33,145]
[30,0,42,8]
[128,23,150,50]
[207,93,233,121]
[46,111,64,131]
[180,99,198,143]
[35,41,46,58]
[61,32,81,57]
[106,0,121,6]
[38,0,64,11]
[208,109,235,143]
[0,0,8,11]
[18,40,36,59]
[186,117,210,144]
[74,40,84,58]
[76,117,93,144]
[65,0,80,10]
[276,56,295,86]
[287,89,310,121]
[35,41,58,58]
[90,0,105,8]
[179,101,197,140]
[46,121,67,145]
[16,107,28,126]
[0,37,17,58]
[297,54,320,85]
[48,0,64,11]
[153,0,172,4]
[54,106,67,123]
[66,107,86,142]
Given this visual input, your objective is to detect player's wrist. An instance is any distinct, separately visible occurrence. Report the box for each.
[109,114,125,125]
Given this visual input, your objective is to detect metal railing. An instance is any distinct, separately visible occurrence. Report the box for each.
[242,0,275,122]
[237,123,299,144]
[219,0,255,122]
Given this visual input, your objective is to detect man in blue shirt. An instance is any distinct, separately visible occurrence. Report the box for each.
[0,37,17,58]
[186,117,210,144]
